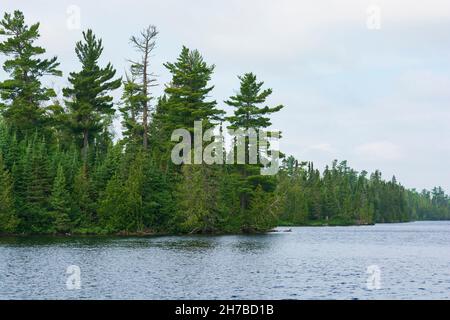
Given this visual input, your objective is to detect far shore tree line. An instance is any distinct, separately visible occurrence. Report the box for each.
[0,10,449,235]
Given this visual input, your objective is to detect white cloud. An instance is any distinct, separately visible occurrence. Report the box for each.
[308,143,336,153]
[397,70,450,100]
[355,141,403,161]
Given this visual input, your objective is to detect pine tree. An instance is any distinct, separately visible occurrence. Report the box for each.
[163,46,224,135]
[0,10,62,134]
[226,73,283,131]
[158,47,229,233]
[63,29,121,162]
[225,73,283,216]
[1,11,450,235]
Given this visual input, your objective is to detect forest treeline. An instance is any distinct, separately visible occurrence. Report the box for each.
[278,158,450,226]
[0,11,449,235]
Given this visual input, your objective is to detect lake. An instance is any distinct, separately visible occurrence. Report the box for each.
[0,221,449,299]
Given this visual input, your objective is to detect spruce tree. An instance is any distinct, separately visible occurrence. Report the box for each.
[244,185,279,232]
[119,74,146,150]
[99,152,147,233]
[72,165,95,228]
[175,164,221,233]
[98,173,127,232]
[49,164,71,233]
[148,95,176,170]
[0,153,19,233]
[18,136,53,232]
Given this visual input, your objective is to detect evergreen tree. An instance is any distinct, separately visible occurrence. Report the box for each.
[119,74,146,150]
[277,168,309,225]
[148,95,176,170]
[0,10,62,134]
[163,46,224,135]
[18,136,53,232]
[226,73,283,131]
[49,164,71,233]
[63,29,121,161]
[244,186,279,232]
[98,173,127,232]
[99,152,174,233]
[0,10,449,235]
[175,164,221,233]
[225,73,283,217]
[72,165,95,228]
[0,153,19,233]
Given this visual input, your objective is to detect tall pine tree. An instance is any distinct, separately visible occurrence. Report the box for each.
[225,73,283,215]
[63,29,121,162]
[163,46,224,135]
[0,10,61,134]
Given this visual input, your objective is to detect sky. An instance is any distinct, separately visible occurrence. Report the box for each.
[1,0,450,192]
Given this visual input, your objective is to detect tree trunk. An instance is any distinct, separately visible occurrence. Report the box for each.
[142,46,149,150]
[82,129,89,163]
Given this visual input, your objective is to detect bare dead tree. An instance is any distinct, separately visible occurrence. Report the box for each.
[129,25,158,150]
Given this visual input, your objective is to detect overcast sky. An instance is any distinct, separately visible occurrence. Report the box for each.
[2,0,450,192]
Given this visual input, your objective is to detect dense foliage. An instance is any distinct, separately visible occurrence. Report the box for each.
[277,158,450,226]
[0,11,449,235]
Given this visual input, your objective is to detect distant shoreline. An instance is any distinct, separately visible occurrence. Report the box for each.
[1,220,449,238]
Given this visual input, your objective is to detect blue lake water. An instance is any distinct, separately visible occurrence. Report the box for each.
[0,221,449,299]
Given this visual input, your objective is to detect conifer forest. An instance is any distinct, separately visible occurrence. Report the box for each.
[0,10,449,236]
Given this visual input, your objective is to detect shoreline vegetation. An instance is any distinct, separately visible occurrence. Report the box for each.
[1,11,450,237]
[0,220,447,238]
